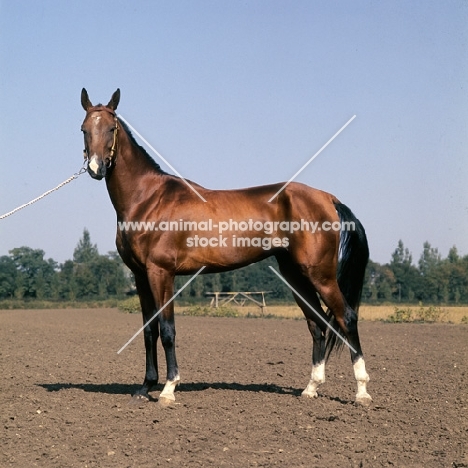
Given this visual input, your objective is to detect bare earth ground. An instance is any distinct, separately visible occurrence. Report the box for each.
[1,309,467,468]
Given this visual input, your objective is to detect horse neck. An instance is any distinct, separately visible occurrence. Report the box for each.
[105,129,164,220]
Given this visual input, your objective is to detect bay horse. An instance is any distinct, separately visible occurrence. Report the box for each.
[80,88,372,406]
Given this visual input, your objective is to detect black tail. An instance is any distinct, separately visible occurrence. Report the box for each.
[325,202,369,360]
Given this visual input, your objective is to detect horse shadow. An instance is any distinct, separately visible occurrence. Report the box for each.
[39,381,298,396]
[38,381,352,404]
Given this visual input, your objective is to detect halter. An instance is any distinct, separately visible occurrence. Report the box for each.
[109,116,119,162]
[83,106,119,167]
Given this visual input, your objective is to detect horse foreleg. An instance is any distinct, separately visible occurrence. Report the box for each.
[133,274,160,401]
[147,266,180,406]
[157,316,180,405]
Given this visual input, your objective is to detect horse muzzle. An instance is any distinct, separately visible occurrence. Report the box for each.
[87,154,109,180]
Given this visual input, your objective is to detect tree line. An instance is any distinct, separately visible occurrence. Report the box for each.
[0,229,129,300]
[363,240,468,304]
[0,231,467,305]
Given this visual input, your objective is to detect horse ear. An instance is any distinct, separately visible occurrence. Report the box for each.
[107,88,120,111]
[81,88,93,111]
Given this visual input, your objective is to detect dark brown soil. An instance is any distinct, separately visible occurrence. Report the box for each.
[1,309,467,467]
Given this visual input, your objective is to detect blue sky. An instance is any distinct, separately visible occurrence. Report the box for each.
[0,1,467,265]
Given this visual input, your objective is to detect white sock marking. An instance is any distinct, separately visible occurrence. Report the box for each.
[353,357,371,402]
[159,374,181,401]
[302,361,325,398]
[353,357,369,382]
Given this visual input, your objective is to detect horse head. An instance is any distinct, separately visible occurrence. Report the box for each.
[81,88,120,180]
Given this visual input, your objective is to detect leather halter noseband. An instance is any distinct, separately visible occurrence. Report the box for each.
[83,106,119,166]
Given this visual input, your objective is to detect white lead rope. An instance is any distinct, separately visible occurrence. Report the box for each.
[0,162,87,220]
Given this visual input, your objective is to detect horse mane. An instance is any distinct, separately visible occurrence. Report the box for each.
[117,117,167,174]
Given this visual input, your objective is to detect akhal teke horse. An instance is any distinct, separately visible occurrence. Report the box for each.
[80,88,372,406]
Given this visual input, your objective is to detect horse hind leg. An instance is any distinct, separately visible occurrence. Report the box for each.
[276,256,328,399]
[294,287,328,399]
[353,358,371,406]
[318,280,372,406]
[345,303,372,406]
[302,318,327,399]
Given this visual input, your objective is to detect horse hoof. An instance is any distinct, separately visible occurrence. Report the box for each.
[355,394,372,407]
[301,390,319,399]
[158,396,175,408]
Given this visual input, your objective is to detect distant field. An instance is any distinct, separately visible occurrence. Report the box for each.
[1,299,467,323]
[176,304,468,323]
[359,305,468,323]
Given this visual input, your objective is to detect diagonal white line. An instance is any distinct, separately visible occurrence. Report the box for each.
[268,115,356,202]
[118,114,207,203]
[117,266,206,354]
[268,266,356,353]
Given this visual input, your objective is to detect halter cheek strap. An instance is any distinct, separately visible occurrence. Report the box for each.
[109,117,119,163]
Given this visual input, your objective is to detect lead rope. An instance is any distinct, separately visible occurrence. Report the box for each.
[0,161,88,220]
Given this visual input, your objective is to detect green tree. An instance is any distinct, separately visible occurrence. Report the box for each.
[447,246,459,264]
[0,256,18,298]
[417,241,446,302]
[443,246,467,303]
[58,260,79,300]
[73,228,99,263]
[9,247,57,299]
[191,276,204,298]
[73,263,98,298]
[90,255,129,297]
[364,260,396,302]
[64,230,130,299]
[389,240,419,302]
